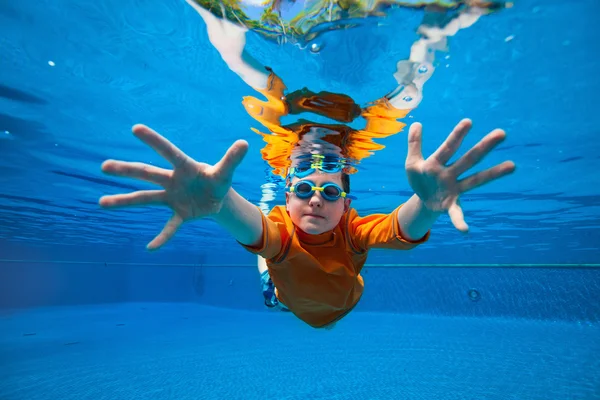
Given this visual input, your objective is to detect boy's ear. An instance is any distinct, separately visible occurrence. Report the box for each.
[285,192,291,212]
[344,198,351,212]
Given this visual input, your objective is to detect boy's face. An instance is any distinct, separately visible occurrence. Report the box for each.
[285,171,351,235]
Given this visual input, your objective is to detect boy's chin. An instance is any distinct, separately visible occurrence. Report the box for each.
[299,222,330,235]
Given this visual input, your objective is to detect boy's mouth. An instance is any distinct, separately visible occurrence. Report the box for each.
[305,213,325,219]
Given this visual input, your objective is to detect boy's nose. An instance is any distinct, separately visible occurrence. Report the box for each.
[308,192,323,207]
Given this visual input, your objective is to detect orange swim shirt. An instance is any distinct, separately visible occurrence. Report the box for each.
[241,205,429,328]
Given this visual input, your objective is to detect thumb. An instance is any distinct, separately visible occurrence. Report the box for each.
[214,139,249,177]
[448,201,469,233]
[147,214,183,251]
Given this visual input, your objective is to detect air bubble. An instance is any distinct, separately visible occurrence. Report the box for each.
[418,65,428,73]
[467,289,481,301]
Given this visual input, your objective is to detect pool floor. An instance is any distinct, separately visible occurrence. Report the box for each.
[1,303,598,399]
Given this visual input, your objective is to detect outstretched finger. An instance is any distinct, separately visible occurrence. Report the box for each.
[147,214,183,250]
[101,160,171,187]
[431,118,472,165]
[448,201,469,233]
[449,128,506,177]
[458,161,516,193]
[406,122,424,167]
[214,139,249,178]
[99,190,166,208]
[132,124,190,168]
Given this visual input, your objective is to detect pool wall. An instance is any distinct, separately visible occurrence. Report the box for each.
[2,243,598,322]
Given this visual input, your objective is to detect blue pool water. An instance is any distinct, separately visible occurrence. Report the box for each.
[1,0,599,398]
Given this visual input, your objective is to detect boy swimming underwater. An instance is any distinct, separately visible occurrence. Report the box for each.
[99,1,514,329]
[99,119,515,328]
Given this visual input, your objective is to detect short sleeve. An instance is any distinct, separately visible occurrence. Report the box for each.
[347,205,429,252]
[238,206,289,260]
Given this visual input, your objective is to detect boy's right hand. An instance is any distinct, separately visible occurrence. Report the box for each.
[99,124,248,250]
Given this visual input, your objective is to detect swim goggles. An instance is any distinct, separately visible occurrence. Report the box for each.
[288,154,344,179]
[286,180,355,201]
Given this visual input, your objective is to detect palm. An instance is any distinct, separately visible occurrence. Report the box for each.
[165,162,230,220]
[405,119,515,231]
[99,124,248,249]
[406,161,458,213]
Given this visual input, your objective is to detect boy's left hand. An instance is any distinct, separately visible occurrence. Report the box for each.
[405,118,515,232]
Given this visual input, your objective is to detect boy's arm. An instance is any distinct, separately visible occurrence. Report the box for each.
[396,194,441,242]
[215,189,285,260]
[212,188,264,247]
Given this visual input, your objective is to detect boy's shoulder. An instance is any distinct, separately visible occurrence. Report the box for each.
[266,205,290,222]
